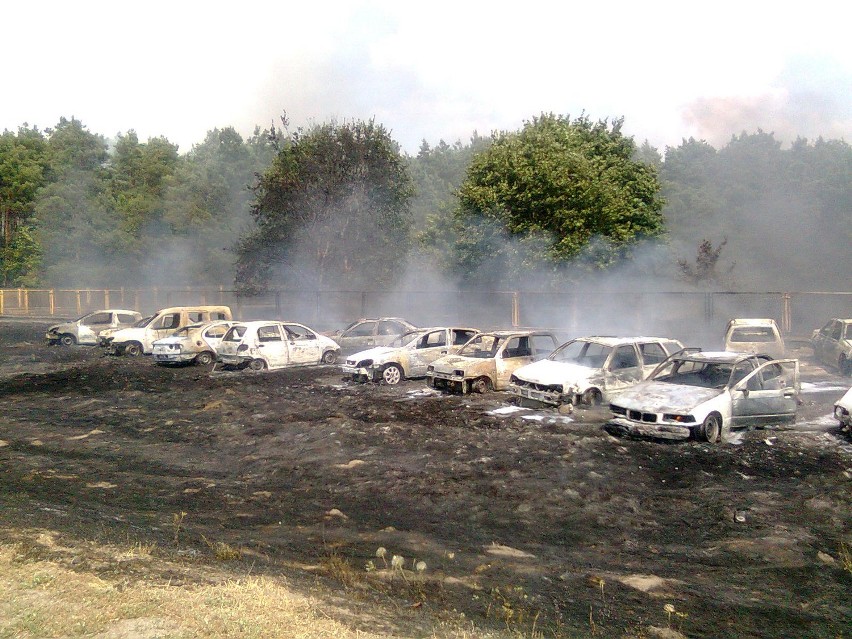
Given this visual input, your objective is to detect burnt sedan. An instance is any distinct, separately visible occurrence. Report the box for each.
[606,350,799,443]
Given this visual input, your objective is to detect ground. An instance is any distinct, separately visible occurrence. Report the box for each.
[0,319,850,638]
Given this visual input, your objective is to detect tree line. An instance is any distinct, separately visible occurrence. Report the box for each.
[0,113,849,293]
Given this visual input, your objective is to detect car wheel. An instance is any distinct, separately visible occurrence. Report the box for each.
[582,388,602,406]
[59,334,76,347]
[470,376,492,394]
[249,358,267,372]
[699,414,722,443]
[321,350,337,365]
[124,342,143,357]
[195,351,214,366]
[381,363,403,385]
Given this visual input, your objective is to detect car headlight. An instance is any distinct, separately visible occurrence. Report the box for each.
[663,414,696,423]
[427,365,434,372]
[454,369,465,377]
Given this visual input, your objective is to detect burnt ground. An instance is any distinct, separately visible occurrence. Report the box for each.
[0,319,850,638]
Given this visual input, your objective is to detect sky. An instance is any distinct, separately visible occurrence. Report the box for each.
[3,0,850,155]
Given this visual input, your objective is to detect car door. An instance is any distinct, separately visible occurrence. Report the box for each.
[255,323,289,368]
[825,321,844,366]
[282,323,322,366]
[150,312,183,343]
[731,359,799,426]
[495,336,535,389]
[201,323,230,351]
[78,311,113,344]
[604,344,643,395]
[407,329,450,377]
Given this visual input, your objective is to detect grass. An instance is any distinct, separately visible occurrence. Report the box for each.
[0,531,541,639]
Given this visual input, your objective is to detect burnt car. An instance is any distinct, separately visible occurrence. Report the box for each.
[342,326,480,384]
[326,317,417,355]
[811,318,852,375]
[724,318,785,359]
[427,330,560,394]
[606,350,799,443]
[834,387,852,431]
[45,309,142,346]
[509,336,684,409]
[151,320,236,366]
[217,321,340,371]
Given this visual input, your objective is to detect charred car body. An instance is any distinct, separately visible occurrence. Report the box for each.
[46,309,142,346]
[427,330,560,394]
[811,318,852,375]
[834,387,852,431]
[342,326,480,384]
[606,350,800,442]
[724,318,785,359]
[217,321,340,371]
[326,317,417,355]
[102,306,232,356]
[152,320,236,366]
[509,336,685,409]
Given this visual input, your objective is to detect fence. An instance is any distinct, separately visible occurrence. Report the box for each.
[1,287,850,345]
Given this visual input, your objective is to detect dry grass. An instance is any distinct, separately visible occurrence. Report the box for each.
[0,533,529,639]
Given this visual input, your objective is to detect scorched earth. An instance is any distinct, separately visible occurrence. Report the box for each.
[0,319,850,638]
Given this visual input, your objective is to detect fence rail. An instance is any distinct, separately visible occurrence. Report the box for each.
[1,288,850,344]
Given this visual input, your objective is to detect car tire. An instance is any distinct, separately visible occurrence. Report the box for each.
[60,334,76,347]
[124,342,143,357]
[321,350,337,365]
[249,358,267,372]
[470,376,492,394]
[698,413,722,443]
[582,388,602,406]
[195,351,215,366]
[381,363,403,385]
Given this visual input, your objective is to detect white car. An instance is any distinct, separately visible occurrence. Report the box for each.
[509,336,684,409]
[606,350,799,442]
[217,321,340,371]
[342,327,480,385]
[811,318,852,375]
[45,309,142,346]
[834,387,852,431]
[152,321,236,366]
[723,318,785,359]
[325,317,417,355]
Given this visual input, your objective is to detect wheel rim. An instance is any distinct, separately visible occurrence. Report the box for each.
[197,352,213,365]
[60,335,75,346]
[126,344,141,357]
[383,365,401,385]
[473,377,491,394]
[583,389,602,406]
[249,359,266,371]
[322,351,337,364]
[703,416,721,442]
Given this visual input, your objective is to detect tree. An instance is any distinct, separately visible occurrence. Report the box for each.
[235,118,414,292]
[0,126,51,283]
[452,113,665,286]
[676,237,733,285]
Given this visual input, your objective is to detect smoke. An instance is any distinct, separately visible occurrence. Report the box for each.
[682,56,851,147]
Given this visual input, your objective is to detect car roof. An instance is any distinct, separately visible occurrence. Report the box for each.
[471,330,554,338]
[675,350,760,364]
[727,318,778,327]
[569,336,680,347]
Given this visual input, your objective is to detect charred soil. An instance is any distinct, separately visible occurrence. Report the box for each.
[0,320,850,638]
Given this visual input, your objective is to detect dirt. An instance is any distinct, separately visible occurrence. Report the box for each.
[0,319,850,638]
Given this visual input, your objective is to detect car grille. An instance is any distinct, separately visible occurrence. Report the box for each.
[627,410,658,423]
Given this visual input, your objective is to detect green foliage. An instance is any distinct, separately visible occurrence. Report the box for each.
[453,113,665,286]
[235,118,414,292]
[0,223,41,286]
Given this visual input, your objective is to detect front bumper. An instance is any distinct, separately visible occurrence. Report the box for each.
[835,405,851,429]
[427,372,467,393]
[606,417,692,440]
[508,384,564,406]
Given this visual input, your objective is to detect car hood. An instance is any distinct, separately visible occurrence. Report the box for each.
[513,359,596,386]
[47,322,74,332]
[110,327,143,342]
[611,382,723,413]
[431,355,486,371]
[347,346,397,363]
